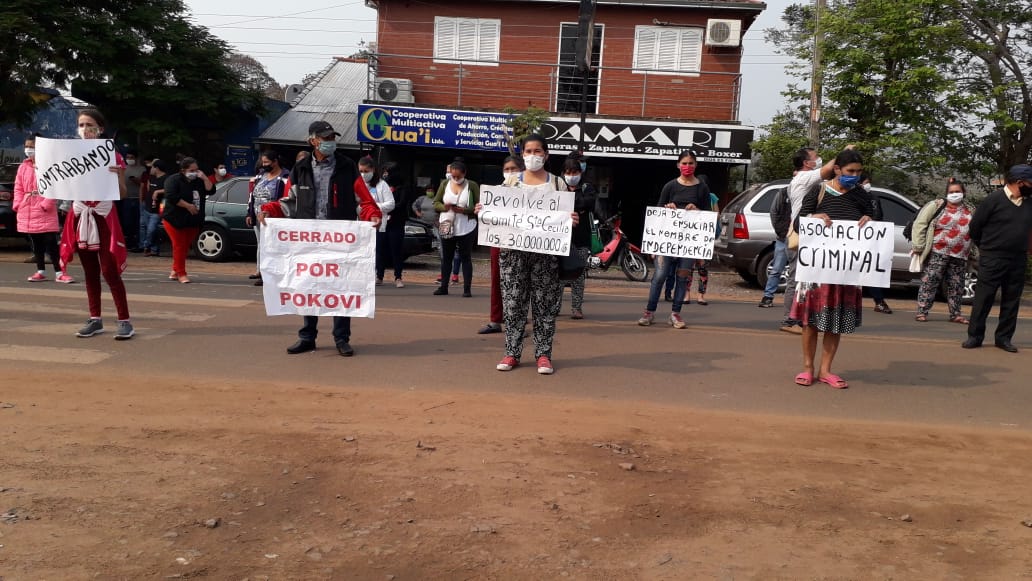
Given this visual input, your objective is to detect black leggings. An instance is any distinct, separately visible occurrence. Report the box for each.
[28,232,60,272]
[440,230,475,291]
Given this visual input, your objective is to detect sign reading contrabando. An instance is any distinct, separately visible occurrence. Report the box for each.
[260,219,377,318]
[35,137,120,201]
[641,207,718,259]
[477,185,574,256]
[795,218,894,288]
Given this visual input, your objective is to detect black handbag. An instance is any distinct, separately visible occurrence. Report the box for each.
[558,247,585,281]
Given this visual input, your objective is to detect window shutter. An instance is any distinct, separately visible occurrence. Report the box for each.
[456,19,478,61]
[478,19,500,62]
[634,27,657,70]
[656,29,679,71]
[678,28,702,72]
[434,17,457,60]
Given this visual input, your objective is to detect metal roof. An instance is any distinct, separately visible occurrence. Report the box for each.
[257,59,369,149]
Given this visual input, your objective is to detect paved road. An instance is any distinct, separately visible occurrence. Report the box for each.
[1,258,1029,429]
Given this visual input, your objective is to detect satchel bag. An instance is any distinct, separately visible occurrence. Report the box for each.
[589,212,604,254]
[558,246,586,281]
[438,210,456,239]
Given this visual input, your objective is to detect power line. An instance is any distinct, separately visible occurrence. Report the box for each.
[206,1,367,27]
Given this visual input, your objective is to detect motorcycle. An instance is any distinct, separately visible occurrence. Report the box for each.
[588,215,649,281]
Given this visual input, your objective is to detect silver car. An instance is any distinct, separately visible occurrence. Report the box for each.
[714,180,977,301]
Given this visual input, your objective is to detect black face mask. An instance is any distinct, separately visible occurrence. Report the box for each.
[1020,185,1032,198]
[261,165,273,172]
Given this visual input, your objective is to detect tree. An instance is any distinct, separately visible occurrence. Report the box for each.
[503,106,550,156]
[750,107,810,183]
[228,53,286,101]
[0,0,263,146]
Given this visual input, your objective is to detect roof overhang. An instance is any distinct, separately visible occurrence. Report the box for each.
[367,0,765,12]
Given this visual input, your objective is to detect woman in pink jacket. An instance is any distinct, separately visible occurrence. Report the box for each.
[13,135,74,283]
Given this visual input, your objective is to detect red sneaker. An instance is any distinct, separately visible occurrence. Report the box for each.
[496,356,518,371]
[536,356,554,375]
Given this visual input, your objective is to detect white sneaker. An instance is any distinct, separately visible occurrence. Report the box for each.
[395,278,404,288]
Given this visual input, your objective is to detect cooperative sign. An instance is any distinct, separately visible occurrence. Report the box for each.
[477,185,573,256]
[259,219,376,317]
[795,218,894,288]
[641,207,719,260]
[35,137,121,201]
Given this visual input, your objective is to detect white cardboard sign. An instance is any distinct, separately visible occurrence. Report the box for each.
[641,207,719,259]
[477,185,573,256]
[795,217,894,288]
[35,137,121,201]
[260,218,377,318]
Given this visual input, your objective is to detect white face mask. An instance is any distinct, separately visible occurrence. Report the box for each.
[503,171,518,180]
[450,175,465,184]
[361,171,375,182]
[947,192,964,204]
[126,159,137,166]
[564,174,581,187]
[78,126,99,139]
[812,157,823,168]
[523,154,545,172]
[24,148,35,158]
[862,183,872,192]
[217,168,227,177]
[185,171,199,180]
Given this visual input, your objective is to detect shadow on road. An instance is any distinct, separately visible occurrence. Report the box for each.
[840,361,1002,389]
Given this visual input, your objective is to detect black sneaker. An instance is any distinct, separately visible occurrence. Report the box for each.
[336,342,355,356]
[433,287,448,295]
[758,296,774,308]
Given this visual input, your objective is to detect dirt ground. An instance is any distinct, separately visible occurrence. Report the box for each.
[2,371,1031,580]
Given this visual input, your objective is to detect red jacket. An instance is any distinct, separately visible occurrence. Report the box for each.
[261,174,382,223]
[59,201,128,273]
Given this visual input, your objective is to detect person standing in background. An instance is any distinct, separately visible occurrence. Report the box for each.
[245,150,289,286]
[161,157,212,284]
[433,159,479,297]
[358,156,397,286]
[962,164,1032,352]
[209,163,230,185]
[557,156,595,319]
[14,134,75,283]
[141,160,168,257]
[913,178,973,324]
[381,162,411,288]
[121,151,144,251]
[477,156,525,334]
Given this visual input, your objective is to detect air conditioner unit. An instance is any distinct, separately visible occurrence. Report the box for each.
[705,19,742,47]
[283,84,305,102]
[375,78,414,104]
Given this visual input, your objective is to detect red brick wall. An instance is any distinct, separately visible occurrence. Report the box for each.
[374,1,757,122]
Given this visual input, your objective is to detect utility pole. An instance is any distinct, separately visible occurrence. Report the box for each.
[576,0,596,153]
[808,0,825,148]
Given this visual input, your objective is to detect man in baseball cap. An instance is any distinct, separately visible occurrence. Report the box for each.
[308,120,340,140]
[963,163,1032,352]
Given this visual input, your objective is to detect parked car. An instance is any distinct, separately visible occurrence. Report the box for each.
[0,163,21,237]
[714,179,977,302]
[196,177,435,262]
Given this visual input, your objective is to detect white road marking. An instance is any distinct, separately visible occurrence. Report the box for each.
[0,301,215,322]
[0,344,111,365]
[0,319,174,340]
[0,287,254,308]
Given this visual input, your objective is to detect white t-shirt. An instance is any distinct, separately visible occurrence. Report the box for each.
[442,180,476,237]
[788,168,822,221]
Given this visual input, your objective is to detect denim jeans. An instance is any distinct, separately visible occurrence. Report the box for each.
[763,239,790,299]
[646,256,694,313]
[139,208,161,253]
[299,315,351,345]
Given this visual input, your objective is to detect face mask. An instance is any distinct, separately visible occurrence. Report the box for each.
[579,162,587,172]
[260,165,272,173]
[946,193,964,204]
[523,154,545,172]
[813,157,823,168]
[503,171,518,180]
[317,140,336,155]
[77,127,91,139]
[862,183,872,192]
[126,159,137,166]
[361,171,375,182]
[217,168,227,177]
[1019,185,1032,198]
[838,174,861,189]
[564,174,581,187]
[24,148,35,158]
[450,175,465,184]
[679,165,696,177]
[185,171,199,180]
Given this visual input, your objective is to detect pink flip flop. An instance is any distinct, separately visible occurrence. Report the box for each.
[794,372,813,386]
[818,374,849,389]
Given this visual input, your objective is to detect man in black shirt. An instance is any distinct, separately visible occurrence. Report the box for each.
[962,164,1032,352]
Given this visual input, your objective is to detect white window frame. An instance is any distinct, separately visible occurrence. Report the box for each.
[433,16,500,67]
[632,25,702,76]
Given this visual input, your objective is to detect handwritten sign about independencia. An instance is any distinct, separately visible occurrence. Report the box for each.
[477,185,574,256]
[259,218,377,318]
[641,207,718,260]
[35,137,120,201]
[795,217,894,288]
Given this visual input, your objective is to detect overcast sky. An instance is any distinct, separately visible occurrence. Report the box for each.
[184,0,798,128]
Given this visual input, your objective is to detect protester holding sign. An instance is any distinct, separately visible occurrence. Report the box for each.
[58,109,134,340]
[913,179,973,324]
[14,135,75,284]
[476,134,579,375]
[162,157,212,284]
[558,155,596,319]
[638,150,711,329]
[258,120,383,357]
[789,149,874,389]
[432,158,477,297]
[477,156,524,335]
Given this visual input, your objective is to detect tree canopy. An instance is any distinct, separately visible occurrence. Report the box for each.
[0,0,265,146]
[754,0,1032,187]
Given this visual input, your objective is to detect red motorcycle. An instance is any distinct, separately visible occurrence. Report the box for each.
[588,215,649,281]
